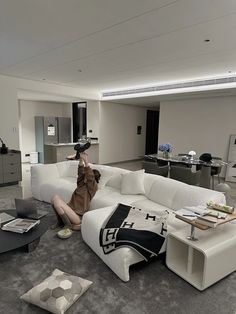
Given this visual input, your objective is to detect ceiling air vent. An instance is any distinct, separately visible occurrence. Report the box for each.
[102,76,236,98]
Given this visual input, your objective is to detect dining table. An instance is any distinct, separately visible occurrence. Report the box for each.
[145,154,227,189]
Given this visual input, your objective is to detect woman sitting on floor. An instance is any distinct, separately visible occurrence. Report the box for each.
[51,152,101,239]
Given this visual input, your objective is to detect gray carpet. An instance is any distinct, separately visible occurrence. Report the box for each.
[1,199,236,314]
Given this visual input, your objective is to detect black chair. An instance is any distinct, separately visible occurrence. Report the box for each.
[144,156,168,166]
[142,161,169,177]
[170,165,201,185]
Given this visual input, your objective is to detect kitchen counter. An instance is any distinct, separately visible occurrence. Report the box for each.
[45,141,99,146]
[44,142,99,164]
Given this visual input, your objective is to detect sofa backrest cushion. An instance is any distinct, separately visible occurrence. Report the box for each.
[143,173,165,196]
[171,185,226,210]
[90,164,126,189]
[121,169,145,195]
[31,163,60,201]
[97,168,116,189]
[106,169,130,189]
[57,161,77,177]
[147,176,187,209]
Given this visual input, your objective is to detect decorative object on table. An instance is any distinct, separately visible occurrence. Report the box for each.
[188,150,196,160]
[0,137,8,154]
[20,269,93,314]
[199,153,212,162]
[158,143,173,158]
[207,201,234,214]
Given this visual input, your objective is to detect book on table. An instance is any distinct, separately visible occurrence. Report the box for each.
[1,218,40,233]
[175,206,211,222]
[195,215,218,228]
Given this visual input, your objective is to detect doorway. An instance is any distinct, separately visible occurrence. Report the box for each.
[145,110,159,155]
[72,102,87,142]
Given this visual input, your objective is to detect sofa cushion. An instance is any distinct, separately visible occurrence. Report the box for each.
[40,178,76,203]
[143,173,165,196]
[131,199,169,216]
[90,187,146,210]
[121,170,145,195]
[147,177,187,209]
[31,164,61,201]
[171,185,226,211]
[56,161,76,178]
[106,169,130,189]
[97,168,116,189]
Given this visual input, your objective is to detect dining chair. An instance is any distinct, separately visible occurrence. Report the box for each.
[142,161,169,177]
[211,157,222,189]
[169,165,201,186]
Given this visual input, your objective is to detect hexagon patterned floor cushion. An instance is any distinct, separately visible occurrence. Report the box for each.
[20,269,92,314]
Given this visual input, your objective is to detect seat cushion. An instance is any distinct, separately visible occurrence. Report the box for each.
[131,199,169,216]
[90,187,146,210]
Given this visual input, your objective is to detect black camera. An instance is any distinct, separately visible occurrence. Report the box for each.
[74,142,91,160]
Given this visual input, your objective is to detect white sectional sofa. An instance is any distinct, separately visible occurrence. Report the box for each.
[31,161,226,281]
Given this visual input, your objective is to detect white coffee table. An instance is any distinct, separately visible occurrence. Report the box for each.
[166,222,236,290]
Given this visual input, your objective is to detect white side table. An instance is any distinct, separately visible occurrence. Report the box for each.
[166,223,236,290]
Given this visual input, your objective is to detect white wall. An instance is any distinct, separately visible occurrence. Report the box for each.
[99,101,146,164]
[0,76,19,149]
[87,100,100,139]
[19,100,71,162]
[159,96,236,168]
[0,73,97,150]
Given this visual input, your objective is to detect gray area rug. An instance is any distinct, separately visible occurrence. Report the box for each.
[1,199,236,314]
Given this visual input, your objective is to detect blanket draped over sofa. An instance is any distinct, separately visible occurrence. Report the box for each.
[99,203,167,261]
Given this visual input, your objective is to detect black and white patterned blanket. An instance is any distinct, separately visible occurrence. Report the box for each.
[99,203,168,261]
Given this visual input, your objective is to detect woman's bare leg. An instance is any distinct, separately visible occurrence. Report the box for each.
[51,195,81,225]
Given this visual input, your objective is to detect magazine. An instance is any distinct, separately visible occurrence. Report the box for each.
[1,218,40,233]
[175,206,211,222]
[0,212,15,225]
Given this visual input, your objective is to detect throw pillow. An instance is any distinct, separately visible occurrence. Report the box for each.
[121,169,145,195]
[96,169,115,189]
[20,269,92,314]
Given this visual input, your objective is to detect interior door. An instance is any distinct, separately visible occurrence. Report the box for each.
[145,110,159,155]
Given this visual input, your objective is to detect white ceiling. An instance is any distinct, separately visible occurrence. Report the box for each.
[1,0,236,101]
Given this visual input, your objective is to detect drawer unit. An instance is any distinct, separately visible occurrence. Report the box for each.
[0,151,22,185]
[3,171,22,183]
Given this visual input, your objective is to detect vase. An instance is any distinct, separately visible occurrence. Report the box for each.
[163,151,169,159]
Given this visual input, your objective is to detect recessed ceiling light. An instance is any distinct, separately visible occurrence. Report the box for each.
[204,39,210,42]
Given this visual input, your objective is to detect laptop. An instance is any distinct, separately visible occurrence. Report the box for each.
[15,198,48,220]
